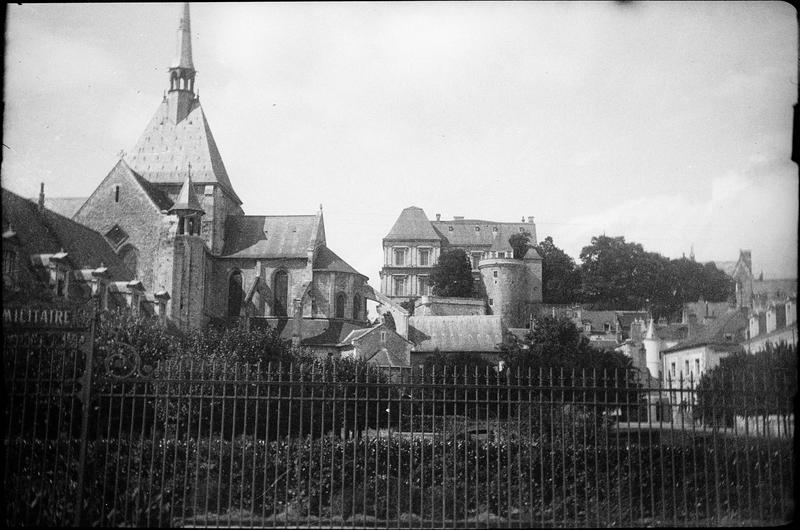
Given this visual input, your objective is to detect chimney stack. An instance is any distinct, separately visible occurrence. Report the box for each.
[527,216,534,223]
[38,183,45,212]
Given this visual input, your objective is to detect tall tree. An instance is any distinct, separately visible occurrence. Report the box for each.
[429,248,475,298]
[533,236,582,304]
[508,231,532,259]
[579,235,647,309]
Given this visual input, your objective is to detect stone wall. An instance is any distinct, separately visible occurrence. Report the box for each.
[73,163,171,296]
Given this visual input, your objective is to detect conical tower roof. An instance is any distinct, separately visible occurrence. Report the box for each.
[168,171,204,214]
[644,318,657,341]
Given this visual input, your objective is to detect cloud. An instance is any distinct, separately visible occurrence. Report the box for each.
[546,158,797,278]
[4,17,118,96]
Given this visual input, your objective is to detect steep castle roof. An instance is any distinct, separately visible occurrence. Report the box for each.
[431,218,535,249]
[384,206,440,241]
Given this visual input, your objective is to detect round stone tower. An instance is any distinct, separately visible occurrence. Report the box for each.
[479,258,534,328]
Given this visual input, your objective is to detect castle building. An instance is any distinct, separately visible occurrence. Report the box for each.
[63,4,373,347]
[380,206,542,328]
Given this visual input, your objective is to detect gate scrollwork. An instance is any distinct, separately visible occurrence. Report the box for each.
[103,342,154,379]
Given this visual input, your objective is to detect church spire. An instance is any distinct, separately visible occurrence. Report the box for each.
[173,3,194,71]
[167,3,197,124]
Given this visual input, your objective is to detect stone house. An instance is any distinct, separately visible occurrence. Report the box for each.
[2,188,165,317]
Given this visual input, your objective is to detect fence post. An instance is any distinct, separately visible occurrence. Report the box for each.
[74,304,97,527]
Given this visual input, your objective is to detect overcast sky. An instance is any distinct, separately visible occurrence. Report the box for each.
[3,1,798,284]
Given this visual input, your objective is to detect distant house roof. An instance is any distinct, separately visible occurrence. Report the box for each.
[221,214,320,258]
[2,188,133,282]
[431,219,534,250]
[365,348,409,368]
[409,315,505,352]
[384,206,440,241]
[313,245,365,278]
[577,310,618,332]
[42,197,87,219]
[126,99,241,204]
[615,311,649,330]
[753,279,797,298]
[662,309,748,353]
[339,323,413,347]
[256,318,367,347]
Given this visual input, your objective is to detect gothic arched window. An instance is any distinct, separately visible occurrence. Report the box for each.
[119,245,139,278]
[353,294,361,321]
[273,270,289,317]
[335,293,346,319]
[228,271,243,318]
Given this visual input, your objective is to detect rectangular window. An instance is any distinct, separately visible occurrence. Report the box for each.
[671,362,676,378]
[489,298,494,306]
[394,248,406,266]
[418,276,429,296]
[684,360,690,377]
[418,248,430,266]
[380,331,387,343]
[695,359,700,376]
[497,252,506,258]
[3,249,17,284]
[393,276,406,296]
[493,270,498,278]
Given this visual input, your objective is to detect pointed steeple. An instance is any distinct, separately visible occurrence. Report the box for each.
[167,3,197,124]
[169,169,205,237]
[644,318,657,341]
[169,168,204,214]
[173,3,194,71]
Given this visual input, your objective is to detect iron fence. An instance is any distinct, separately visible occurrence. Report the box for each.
[3,337,796,527]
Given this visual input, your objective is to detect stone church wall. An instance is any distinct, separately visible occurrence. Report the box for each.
[73,165,171,295]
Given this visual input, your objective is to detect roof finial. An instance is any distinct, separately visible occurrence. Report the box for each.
[319,203,323,212]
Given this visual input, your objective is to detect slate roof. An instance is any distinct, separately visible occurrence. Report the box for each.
[257,318,367,346]
[384,206,440,241]
[615,311,649,330]
[221,215,320,258]
[409,315,505,352]
[365,348,410,368]
[126,99,241,204]
[662,309,748,353]
[169,173,204,213]
[314,245,365,278]
[431,219,535,250]
[42,198,87,219]
[577,310,618,332]
[2,188,133,282]
[753,279,797,298]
